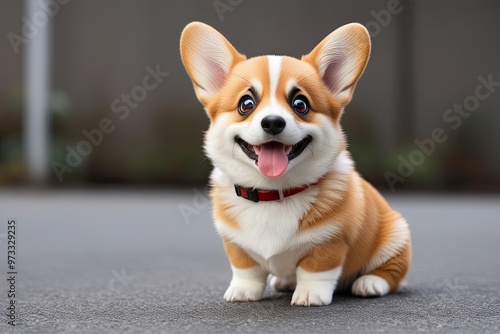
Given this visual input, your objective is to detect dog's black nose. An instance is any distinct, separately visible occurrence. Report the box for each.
[261,116,286,135]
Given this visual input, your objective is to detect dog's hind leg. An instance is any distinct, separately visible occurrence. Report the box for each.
[351,240,412,297]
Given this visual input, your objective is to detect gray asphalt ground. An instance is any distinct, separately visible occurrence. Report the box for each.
[0,190,499,334]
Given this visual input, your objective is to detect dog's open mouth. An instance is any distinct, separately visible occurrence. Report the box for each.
[235,135,312,178]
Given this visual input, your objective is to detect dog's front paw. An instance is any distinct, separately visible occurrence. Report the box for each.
[351,274,390,297]
[291,282,334,306]
[223,282,265,302]
[270,276,296,292]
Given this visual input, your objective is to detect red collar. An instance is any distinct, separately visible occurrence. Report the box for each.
[234,182,319,202]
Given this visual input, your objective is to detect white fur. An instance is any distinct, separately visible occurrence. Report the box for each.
[212,152,352,261]
[213,186,339,260]
[205,111,346,191]
[212,151,351,262]
[351,274,390,297]
[224,265,268,302]
[267,56,282,104]
[270,276,296,292]
[285,79,297,96]
[291,266,342,306]
[249,79,263,97]
[248,248,307,281]
[363,218,410,274]
[203,48,347,191]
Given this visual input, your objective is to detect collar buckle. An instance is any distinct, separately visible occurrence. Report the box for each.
[234,185,260,202]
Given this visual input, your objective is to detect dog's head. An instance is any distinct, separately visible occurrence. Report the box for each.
[180,22,370,189]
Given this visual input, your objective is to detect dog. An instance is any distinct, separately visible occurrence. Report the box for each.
[180,22,411,306]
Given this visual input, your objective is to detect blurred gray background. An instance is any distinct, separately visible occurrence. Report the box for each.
[1,0,500,191]
[1,2,500,333]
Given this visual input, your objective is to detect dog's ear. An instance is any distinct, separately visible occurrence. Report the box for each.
[302,23,371,106]
[180,22,246,104]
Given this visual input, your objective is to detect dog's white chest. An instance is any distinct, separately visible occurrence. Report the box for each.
[213,175,339,268]
[215,192,313,258]
[249,248,308,279]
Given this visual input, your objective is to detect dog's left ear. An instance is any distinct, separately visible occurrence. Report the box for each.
[302,23,371,106]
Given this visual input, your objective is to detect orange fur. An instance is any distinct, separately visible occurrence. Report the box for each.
[222,238,256,269]
[293,170,409,287]
[370,241,412,292]
[212,184,240,230]
[298,236,348,272]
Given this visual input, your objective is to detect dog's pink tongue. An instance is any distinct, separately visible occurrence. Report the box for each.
[257,142,289,178]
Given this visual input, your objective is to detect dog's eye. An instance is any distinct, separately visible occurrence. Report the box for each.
[292,95,309,114]
[238,95,256,115]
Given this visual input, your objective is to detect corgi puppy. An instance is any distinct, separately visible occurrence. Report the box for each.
[180,22,411,306]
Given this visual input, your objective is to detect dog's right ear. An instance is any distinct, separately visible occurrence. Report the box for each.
[180,22,246,105]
